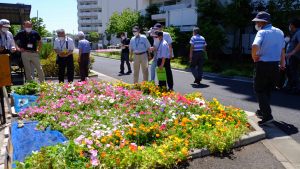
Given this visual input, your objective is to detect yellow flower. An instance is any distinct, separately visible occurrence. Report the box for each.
[138,146,142,150]
[158,149,163,153]
[82,141,86,145]
[156,134,160,137]
[213,98,217,101]
[163,145,168,149]
[133,133,137,136]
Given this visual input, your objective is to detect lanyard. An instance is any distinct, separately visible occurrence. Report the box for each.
[135,37,140,48]
[60,40,66,51]
[26,33,31,43]
[157,40,163,59]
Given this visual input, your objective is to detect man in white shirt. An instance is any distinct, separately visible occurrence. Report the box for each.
[54,29,75,83]
[129,26,151,84]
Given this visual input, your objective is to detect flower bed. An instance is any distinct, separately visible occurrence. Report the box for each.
[15,80,249,169]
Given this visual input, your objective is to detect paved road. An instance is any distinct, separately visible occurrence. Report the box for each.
[91,55,300,144]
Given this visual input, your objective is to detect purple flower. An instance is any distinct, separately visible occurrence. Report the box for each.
[160,108,164,112]
[176,111,179,114]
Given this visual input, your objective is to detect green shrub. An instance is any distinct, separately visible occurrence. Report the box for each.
[41,53,95,77]
[13,80,39,95]
[222,69,253,78]
[39,43,55,60]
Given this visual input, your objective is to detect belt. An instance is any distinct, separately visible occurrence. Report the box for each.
[135,52,146,55]
[193,50,203,52]
[26,50,36,53]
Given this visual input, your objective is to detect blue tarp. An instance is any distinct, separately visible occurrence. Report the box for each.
[12,93,39,113]
[11,121,68,168]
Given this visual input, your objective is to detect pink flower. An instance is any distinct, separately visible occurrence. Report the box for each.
[165,117,168,121]
[140,111,144,115]
[149,119,153,122]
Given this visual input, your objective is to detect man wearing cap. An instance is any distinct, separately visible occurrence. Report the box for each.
[129,26,151,84]
[119,32,132,75]
[14,20,45,83]
[156,31,173,89]
[78,31,90,82]
[251,11,285,125]
[54,29,75,83]
[285,18,300,95]
[0,19,16,54]
[153,23,174,91]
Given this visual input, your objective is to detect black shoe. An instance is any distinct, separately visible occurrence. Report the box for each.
[258,118,274,126]
[126,70,132,74]
[196,78,201,85]
[194,78,197,83]
[119,71,124,74]
[255,110,263,119]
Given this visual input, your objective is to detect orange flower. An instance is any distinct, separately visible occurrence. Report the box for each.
[86,163,89,168]
[116,158,120,162]
[246,124,249,127]
[217,133,220,137]
[205,135,209,138]
[238,120,241,125]
[79,150,83,153]
[178,159,182,162]
[111,156,115,159]
[235,125,239,128]
[101,152,106,157]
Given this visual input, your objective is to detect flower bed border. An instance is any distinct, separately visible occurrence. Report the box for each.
[188,116,265,158]
[44,74,98,80]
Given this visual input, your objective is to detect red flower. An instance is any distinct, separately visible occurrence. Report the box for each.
[36,99,39,102]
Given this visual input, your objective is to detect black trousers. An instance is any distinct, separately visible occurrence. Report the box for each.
[157,58,174,89]
[120,52,131,72]
[57,54,74,83]
[289,55,300,89]
[253,61,279,120]
[79,53,89,81]
[189,51,204,81]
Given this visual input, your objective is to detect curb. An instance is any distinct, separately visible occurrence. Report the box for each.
[188,115,265,158]
[91,54,253,83]
[45,74,98,80]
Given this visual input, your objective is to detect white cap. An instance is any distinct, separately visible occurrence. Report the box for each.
[0,19,11,27]
[78,31,84,37]
[147,27,156,33]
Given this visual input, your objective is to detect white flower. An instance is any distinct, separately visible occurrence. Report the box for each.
[109,99,115,103]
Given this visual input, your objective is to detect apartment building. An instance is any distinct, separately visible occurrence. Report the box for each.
[77,0,150,45]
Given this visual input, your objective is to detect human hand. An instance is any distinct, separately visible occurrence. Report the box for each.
[148,56,152,61]
[130,58,132,62]
[286,52,295,58]
[11,47,16,53]
[190,55,193,61]
[279,63,285,71]
[20,48,25,53]
[78,57,81,62]
[35,49,39,54]
[159,65,163,71]
[60,53,67,57]
[253,58,259,62]
[169,53,172,59]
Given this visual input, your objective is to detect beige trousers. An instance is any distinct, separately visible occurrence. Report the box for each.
[21,52,45,83]
[133,53,148,84]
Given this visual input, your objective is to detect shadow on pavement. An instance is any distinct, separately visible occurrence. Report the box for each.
[273,121,299,136]
[206,76,300,111]
[190,84,210,89]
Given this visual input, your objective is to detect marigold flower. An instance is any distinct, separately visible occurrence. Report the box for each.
[101,152,106,157]
[111,156,114,159]
[86,164,89,168]
[156,134,160,137]
[235,125,239,128]
[178,159,182,162]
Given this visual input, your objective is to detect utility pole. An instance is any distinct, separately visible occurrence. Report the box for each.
[37,10,39,32]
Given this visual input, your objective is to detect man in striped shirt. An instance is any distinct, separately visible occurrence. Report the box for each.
[189,27,207,85]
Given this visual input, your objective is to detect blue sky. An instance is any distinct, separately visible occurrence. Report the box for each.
[4,0,78,34]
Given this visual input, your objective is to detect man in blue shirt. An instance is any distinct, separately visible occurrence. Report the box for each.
[156,31,173,89]
[189,27,207,85]
[14,20,45,83]
[78,31,90,81]
[252,11,285,126]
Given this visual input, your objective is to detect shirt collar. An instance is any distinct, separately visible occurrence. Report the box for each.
[263,24,272,30]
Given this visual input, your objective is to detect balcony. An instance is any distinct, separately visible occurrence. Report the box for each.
[77,0,97,2]
[78,12,99,17]
[92,20,101,23]
[78,27,99,31]
[78,4,98,9]
[78,20,101,24]
[78,20,92,24]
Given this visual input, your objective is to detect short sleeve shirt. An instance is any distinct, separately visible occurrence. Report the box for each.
[190,35,207,51]
[0,31,15,50]
[287,29,300,59]
[129,35,151,53]
[157,39,169,59]
[13,30,41,51]
[78,39,90,54]
[163,32,173,44]
[121,38,130,53]
[54,37,75,52]
[252,24,285,62]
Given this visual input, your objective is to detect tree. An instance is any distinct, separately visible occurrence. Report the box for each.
[265,0,300,34]
[196,0,228,59]
[163,26,188,58]
[103,30,112,45]
[222,0,254,63]
[144,3,162,28]
[9,25,21,35]
[106,8,142,38]
[30,17,48,37]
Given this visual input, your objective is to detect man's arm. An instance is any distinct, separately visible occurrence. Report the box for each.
[286,42,300,57]
[203,46,207,51]
[36,39,43,53]
[159,57,166,70]
[78,49,82,62]
[147,48,151,60]
[168,43,172,59]
[280,48,285,70]
[252,45,262,61]
[14,40,25,53]
[130,50,133,62]
[190,44,194,61]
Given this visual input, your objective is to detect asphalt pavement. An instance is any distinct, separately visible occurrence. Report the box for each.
[91,55,300,145]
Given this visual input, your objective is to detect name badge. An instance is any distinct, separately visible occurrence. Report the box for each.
[135,49,139,53]
[27,44,33,48]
